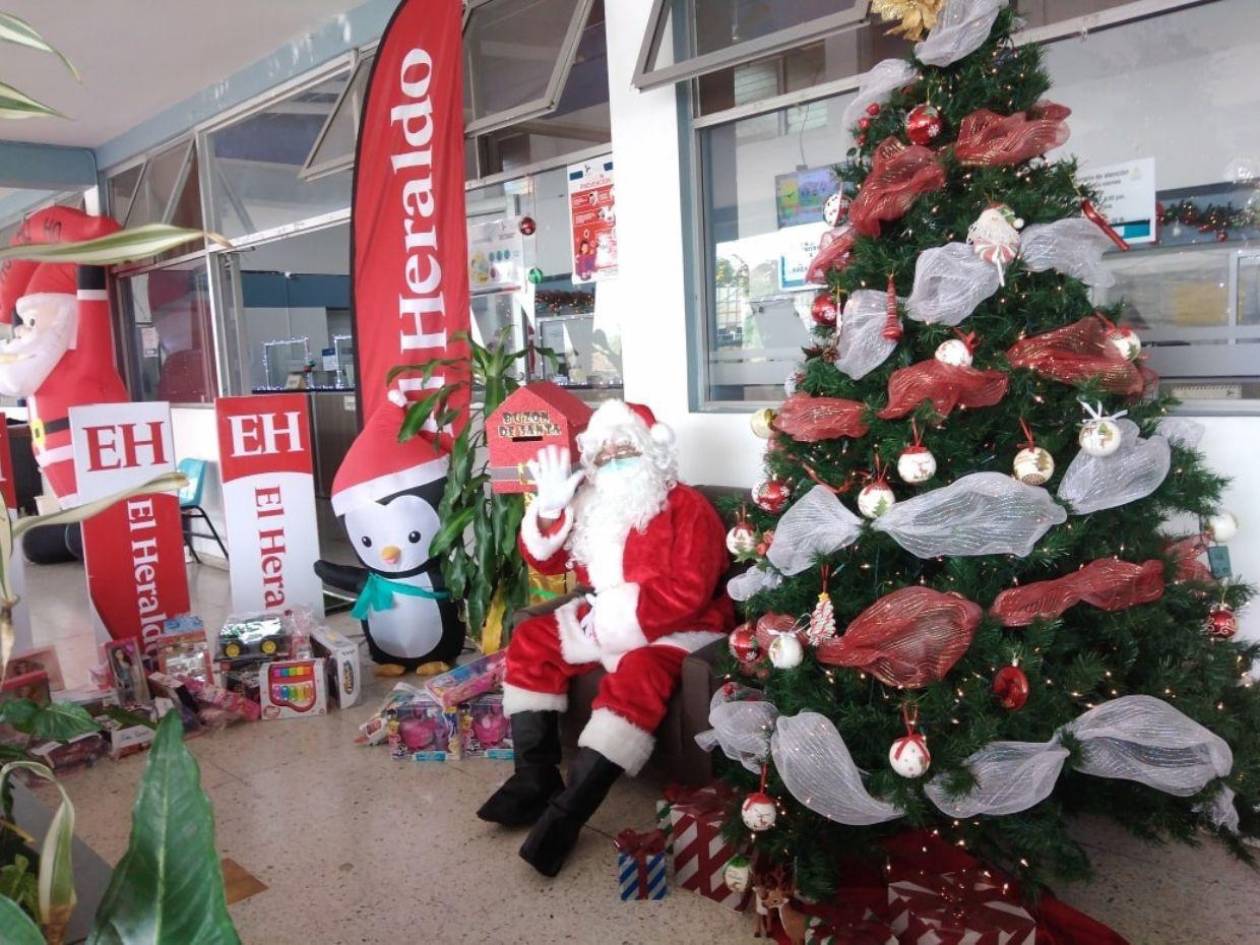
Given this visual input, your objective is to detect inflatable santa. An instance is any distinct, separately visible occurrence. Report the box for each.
[0,207,128,506]
[478,400,734,876]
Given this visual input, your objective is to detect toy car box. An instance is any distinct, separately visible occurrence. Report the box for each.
[309,625,362,708]
[217,612,293,665]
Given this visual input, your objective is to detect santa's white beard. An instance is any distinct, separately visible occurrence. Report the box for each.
[0,293,75,397]
[569,459,668,583]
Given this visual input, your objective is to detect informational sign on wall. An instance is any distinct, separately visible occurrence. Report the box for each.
[568,157,617,283]
[468,217,526,294]
[1078,158,1157,245]
[216,394,323,617]
[70,402,189,645]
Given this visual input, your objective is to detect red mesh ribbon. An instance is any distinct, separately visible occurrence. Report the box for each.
[774,394,870,442]
[816,587,982,689]
[876,360,1008,420]
[807,225,857,285]
[990,558,1165,627]
[849,137,946,237]
[1166,533,1214,583]
[754,612,806,651]
[953,101,1071,167]
[1005,315,1144,397]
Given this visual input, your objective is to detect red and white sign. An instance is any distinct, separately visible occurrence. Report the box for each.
[215,394,323,616]
[70,402,189,645]
[0,415,16,510]
[568,157,617,283]
[352,0,470,445]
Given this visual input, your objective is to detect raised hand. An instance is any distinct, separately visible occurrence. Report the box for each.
[527,445,585,517]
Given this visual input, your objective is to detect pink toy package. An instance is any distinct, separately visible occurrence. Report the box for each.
[424,650,506,709]
[459,692,513,760]
[387,691,461,761]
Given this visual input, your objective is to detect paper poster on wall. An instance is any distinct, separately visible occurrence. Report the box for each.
[567,157,617,283]
[778,223,827,291]
[1078,158,1156,245]
[468,217,526,294]
[216,394,324,617]
[70,401,189,646]
[775,167,838,229]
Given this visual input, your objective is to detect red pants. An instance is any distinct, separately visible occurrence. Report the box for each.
[503,612,687,775]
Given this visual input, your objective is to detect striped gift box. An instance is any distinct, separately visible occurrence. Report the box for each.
[663,786,749,910]
[617,850,668,901]
[806,913,899,945]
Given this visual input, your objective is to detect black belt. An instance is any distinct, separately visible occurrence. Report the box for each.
[36,417,70,435]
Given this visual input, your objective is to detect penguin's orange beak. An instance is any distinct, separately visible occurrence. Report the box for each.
[380,545,402,565]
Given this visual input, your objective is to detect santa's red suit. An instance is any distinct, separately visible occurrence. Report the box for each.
[503,410,734,777]
[0,207,127,506]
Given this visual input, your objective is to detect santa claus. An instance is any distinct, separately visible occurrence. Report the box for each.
[0,207,127,506]
[478,400,734,876]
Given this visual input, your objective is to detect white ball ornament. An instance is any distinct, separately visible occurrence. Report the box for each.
[888,732,931,778]
[768,633,804,670]
[1106,326,1142,361]
[934,337,973,368]
[1208,511,1239,543]
[1079,417,1122,457]
[723,855,752,893]
[822,191,851,228]
[1013,446,1055,486]
[726,522,758,556]
[750,407,777,439]
[897,445,936,484]
[858,481,896,518]
[741,792,778,832]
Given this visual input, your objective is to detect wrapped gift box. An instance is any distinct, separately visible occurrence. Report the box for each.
[887,868,1036,945]
[656,783,749,910]
[615,829,668,901]
[806,913,898,945]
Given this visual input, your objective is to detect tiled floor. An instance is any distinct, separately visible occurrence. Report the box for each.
[22,560,1260,945]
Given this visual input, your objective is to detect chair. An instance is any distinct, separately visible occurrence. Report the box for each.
[177,458,229,564]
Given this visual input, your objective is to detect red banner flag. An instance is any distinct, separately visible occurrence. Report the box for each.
[352,0,470,444]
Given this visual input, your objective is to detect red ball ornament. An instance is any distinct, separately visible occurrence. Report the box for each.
[518,216,536,236]
[858,117,871,131]
[1206,603,1238,639]
[866,102,881,117]
[856,134,867,147]
[992,665,1030,710]
[753,478,790,514]
[811,291,840,328]
[728,623,760,663]
[905,104,943,146]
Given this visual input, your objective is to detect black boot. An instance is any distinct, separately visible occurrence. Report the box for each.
[519,747,623,877]
[477,711,564,827]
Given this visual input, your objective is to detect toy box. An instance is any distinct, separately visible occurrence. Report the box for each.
[105,638,151,704]
[459,693,513,759]
[162,614,205,636]
[147,672,204,733]
[154,631,214,684]
[181,675,262,722]
[387,690,460,761]
[259,659,327,720]
[309,625,362,708]
[425,650,507,709]
[485,381,592,494]
[94,707,158,759]
[29,731,108,770]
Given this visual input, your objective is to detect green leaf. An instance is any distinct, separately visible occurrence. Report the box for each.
[0,79,64,120]
[0,854,39,919]
[0,225,228,265]
[430,507,476,557]
[27,701,100,742]
[398,388,451,442]
[0,698,38,733]
[0,12,80,80]
[87,712,240,945]
[0,760,75,937]
[0,895,44,945]
[385,358,462,384]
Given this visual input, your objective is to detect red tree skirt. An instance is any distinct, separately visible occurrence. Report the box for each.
[876,359,1008,419]
[849,137,946,237]
[954,101,1071,166]
[1006,315,1145,397]
[816,586,982,689]
[774,394,870,442]
[990,558,1165,627]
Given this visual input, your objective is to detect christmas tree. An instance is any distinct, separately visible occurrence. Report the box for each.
[714,1,1260,900]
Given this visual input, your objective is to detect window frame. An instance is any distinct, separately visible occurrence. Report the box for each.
[299,45,378,184]
[681,0,1231,411]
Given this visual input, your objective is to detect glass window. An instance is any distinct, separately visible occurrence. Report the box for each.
[467,163,622,397]
[125,142,193,228]
[106,163,142,223]
[204,71,353,239]
[118,261,216,404]
[302,53,374,183]
[463,0,596,135]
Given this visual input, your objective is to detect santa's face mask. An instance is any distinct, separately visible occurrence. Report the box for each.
[0,293,77,397]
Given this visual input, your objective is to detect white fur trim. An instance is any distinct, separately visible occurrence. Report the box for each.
[520,503,572,561]
[502,682,567,717]
[556,598,601,665]
[34,444,75,466]
[578,707,656,776]
[592,582,647,655]
[651,630,726,654]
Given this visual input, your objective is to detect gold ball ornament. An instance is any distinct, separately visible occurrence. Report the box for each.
[750,407,777,439]
[1013,446,1055,486]
[872,0,947,41]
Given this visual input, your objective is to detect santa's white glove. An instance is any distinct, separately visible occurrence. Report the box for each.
[527,445,584,518]
[578,593,598,641]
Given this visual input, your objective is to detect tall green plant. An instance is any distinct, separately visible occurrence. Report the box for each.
[389,327,555,645]
[0,12,77,120]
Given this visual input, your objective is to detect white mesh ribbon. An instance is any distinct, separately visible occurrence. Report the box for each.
[1156,417,1205,450]
[1200,786,1240,834]
[834,290,899,379]
[840,59,919,140]
[727,565,784,602]
[873,472,1067,558]
[1058,419,1171,515]
[926,696,1232,818]
[905,242,1001,326]
[771,712,905,826]
[1019,218,1116,288]
[768,485,864,576]
[915,0,1009,67]
[695,685,778,774]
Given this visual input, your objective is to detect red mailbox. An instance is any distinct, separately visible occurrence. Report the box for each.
[487,382,593,494]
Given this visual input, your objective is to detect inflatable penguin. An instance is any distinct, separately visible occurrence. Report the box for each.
[315,395,464,676]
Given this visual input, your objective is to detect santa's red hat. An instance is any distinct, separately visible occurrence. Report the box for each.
[331,393,449,516]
